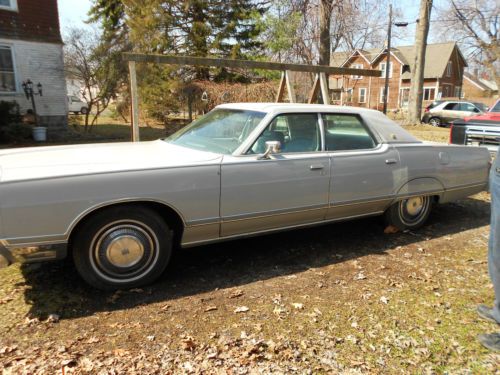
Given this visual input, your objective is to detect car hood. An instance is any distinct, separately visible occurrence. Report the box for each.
[0,140,222,183]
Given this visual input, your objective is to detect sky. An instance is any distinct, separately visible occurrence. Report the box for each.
[57,0,441,46]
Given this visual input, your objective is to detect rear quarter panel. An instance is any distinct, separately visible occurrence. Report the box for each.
[395,143,490,203]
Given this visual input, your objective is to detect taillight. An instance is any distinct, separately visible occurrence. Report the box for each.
[448,124,453,144]
[424,107,430,113]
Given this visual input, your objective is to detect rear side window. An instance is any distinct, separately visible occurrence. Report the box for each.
[444,103,459,110]
[322,114,377,151]
[491,100,500,113]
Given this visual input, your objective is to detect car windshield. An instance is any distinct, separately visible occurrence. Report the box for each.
[165,109,266,154]
[490,100,500,113]
[474,103,488,112]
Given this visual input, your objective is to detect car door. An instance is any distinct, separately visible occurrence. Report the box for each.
[458,102,480,119]
[441,102,461,123]
[322,113,400,220]
[220,113,330,237]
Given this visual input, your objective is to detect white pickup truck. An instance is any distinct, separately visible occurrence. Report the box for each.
[67,96,88,115]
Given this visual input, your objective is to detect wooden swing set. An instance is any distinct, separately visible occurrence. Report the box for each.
[123,53,381,141]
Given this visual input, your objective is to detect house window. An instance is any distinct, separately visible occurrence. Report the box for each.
[446,61,452,77]
[0,45,16,93]
[345,88,353,102]
[454,86,461,98]
[380,87,389,103]
[442,85,451,97]
[0,0,17,11]
[423,88,435,100]
[331,90,341,101]
[358,88,367,103]
[380,62,393,78]
[352,64,363,79]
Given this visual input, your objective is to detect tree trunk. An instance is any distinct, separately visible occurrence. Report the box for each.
[319,0,332,101]
[407,0,432,124]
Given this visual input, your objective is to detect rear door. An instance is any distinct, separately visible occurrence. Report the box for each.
[323,113,399,219]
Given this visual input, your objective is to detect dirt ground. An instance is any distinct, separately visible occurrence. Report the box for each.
[1,126,499,374]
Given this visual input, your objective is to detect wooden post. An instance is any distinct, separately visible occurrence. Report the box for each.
[285,70,296,103]
[319,72,329,105]
[128,61,140,142]
[308,74,320,104]
[276,72,286,102]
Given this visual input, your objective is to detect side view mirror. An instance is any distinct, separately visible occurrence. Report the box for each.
[258,140,281,160]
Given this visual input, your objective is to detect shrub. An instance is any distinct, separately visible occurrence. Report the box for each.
[0,101,21,127]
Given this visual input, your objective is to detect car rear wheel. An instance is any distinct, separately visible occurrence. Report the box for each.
[80,107,88,115]
[72,206,172,290]
[428,117,441,127]
[385,195,432,230]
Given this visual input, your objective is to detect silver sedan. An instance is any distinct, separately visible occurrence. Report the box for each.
[0,103,491,289]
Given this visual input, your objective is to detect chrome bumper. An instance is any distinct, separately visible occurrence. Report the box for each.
[0,242,67,268]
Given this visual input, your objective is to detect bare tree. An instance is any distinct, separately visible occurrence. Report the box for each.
[407,0,432,124]
[437,0,499,90]
[64,28,122,131]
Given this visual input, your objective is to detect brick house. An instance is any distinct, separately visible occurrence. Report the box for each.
[329,42,467,111]
[0,0,67,128]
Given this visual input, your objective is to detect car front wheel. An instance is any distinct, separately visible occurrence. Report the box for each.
[72,206,172,290]
[428,117,441,127]
[385,195,432,230]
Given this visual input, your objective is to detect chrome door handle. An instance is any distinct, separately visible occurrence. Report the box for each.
[310,164,324,170]
[385,159,397,165]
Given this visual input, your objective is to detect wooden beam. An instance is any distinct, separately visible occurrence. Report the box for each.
[128,61,140,142]
[319,72,330,105]
[285,70,296,103]
[276,72,286,102]
[308,74,320,104]
[123,53,381,77]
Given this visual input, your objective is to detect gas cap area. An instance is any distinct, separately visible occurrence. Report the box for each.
[439,151,450,165]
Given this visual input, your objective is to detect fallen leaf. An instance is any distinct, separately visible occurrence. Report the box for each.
[182,337,197,351]
[229,289,244,299]
[380,296,389,304]
[292,303,304,310]
[205,305,217,312]
[47,314,60,323]
[160,304,170,311]
[234,306,249,313]
[85,336,100,344]
[384,225,399,234]
[147,335,155,341]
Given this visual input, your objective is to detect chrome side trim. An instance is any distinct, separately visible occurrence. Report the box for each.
[181,210,384,248]
[445,182,487,192]
[221,204,327,223]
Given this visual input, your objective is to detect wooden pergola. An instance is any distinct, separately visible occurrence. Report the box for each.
[122,53,381,141]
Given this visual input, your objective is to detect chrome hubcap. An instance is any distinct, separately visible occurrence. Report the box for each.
[106,235,144,268]
[90,221,159,283]
[405,197,424,216]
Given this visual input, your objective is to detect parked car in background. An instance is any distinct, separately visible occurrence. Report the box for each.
[422,100,488,127]
[0,103,491,289]
[449,98,500,155]
[67,95,88,115]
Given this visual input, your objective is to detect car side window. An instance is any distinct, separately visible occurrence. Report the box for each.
[249,113,321,154]
[322,114,377,151]
[444,103,458,110]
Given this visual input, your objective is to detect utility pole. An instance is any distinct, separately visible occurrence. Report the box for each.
[408,0,432,124]
[383,4,392,114]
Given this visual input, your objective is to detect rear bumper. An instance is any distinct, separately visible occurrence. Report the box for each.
[0,241,67,269]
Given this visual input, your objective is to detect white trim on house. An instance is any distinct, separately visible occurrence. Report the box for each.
[380,62,393,79]
[441,83,453,97]
[423,86,436,101]
[0,42,19,94]
[340,50,372,67]
[379,87,389,103]
[351,64,363,79]
[0,0,18,11]
[358,87,367,103]
[370,49,405,66]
